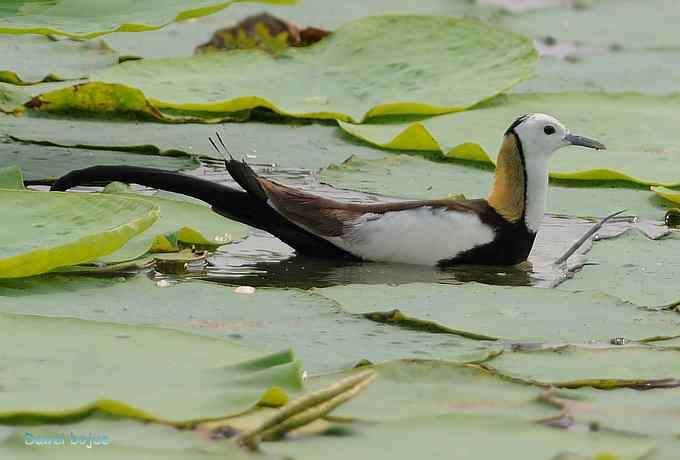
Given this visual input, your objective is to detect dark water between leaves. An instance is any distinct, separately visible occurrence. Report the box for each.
[157,165,658,290]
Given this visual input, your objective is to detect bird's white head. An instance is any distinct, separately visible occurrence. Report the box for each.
[509,113,606,158]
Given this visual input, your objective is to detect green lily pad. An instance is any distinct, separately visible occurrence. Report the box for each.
[0,112,385,166]
[0,0,295,39]
[314,282,680,344]
[308,359,557,422]
[266,413,654,460]
[0,141,199,182]
[550,386,680,436]
[320,154,670,218]
[484,345,680,389]
[85,15,536,122]
[0,415,253,459]
[96,183,249,263]
[560,231,680,307]
[0,82,29,112]
[501,0,680,49]
[0,188,158,278]
[0,35,119,85]
[0,274,501,374]
[339,92,680,187]
[516,51,680,95]
[0,312,301,424]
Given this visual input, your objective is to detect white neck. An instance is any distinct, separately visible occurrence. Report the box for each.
[523,156,549,233]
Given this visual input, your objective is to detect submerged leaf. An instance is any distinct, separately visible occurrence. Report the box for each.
[0,189,158,278]
[339,92,680,186]
[0,0,296,39]
[83,15,537,122]
[0,312,301,423]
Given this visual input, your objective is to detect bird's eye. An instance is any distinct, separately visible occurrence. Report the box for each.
[544,125,556,135]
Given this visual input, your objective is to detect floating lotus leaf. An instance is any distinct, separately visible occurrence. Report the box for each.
[321,154,670,218]
[339,92,680,186]
[0,274,501,374]
[0,0,295,39]
[0,312,301,424]
[307,359,557,422]
[82,15,536,122]
[484,346,680,389]
[0,188,158,278]
[654,187,680,206]
[315,282,680,344]
[97,183,249,263]
[0,35,119,85]
[266,413,654,460]
[560,231,680,307]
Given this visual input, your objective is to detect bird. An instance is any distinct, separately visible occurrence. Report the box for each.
[51,114,605,267]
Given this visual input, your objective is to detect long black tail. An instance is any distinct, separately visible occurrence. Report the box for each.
[51,165,357,260]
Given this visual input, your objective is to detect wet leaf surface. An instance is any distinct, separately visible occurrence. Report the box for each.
[0,312,302,424]
[0,188,158,278]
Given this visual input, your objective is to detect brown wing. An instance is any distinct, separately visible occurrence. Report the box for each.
[257,177,489,238]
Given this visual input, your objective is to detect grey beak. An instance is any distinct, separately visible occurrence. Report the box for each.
[564,133,606,150]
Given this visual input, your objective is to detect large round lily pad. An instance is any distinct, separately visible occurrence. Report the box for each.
[85,15,536,122]
[339,92,680,186]
[0,0,295,39]
[0,312,301,423]
[0,189,158,278]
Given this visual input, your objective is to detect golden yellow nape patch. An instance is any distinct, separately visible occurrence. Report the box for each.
[487,134,525,223]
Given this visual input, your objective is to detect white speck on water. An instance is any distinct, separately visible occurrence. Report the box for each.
[156,280,171,288]
[234,286,256,295]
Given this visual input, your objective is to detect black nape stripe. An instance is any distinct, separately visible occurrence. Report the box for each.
[505,114,531,135]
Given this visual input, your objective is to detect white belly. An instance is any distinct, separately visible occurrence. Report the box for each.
[329,207,496,266]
